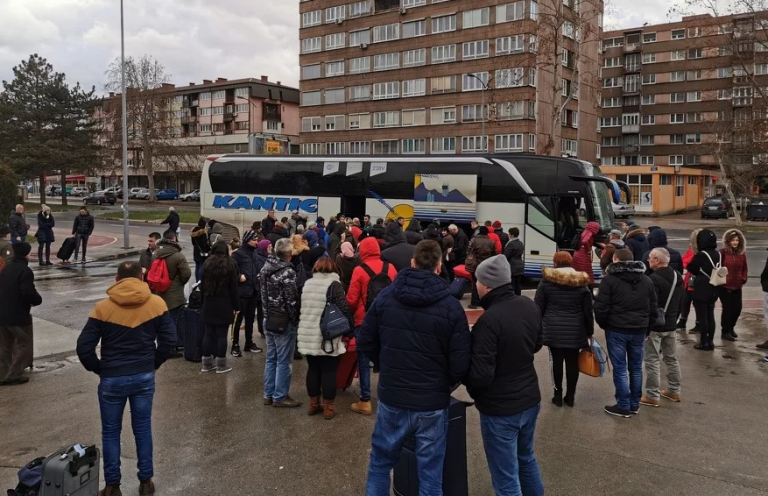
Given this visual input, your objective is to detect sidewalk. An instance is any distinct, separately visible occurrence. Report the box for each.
[647,211,768,232]
[28,228,146,263]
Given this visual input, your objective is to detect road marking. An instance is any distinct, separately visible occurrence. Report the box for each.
[76,294,109,302]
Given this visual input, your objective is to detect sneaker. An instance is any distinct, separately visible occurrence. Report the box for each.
[756,341,768,350]
[604,404,631,418]
[0,377,30,386]
[245,343,262,353]
[231,344,242,357]
[660,390,681,402]
[630,407,640,415]
[273,396,302,408]
[263,397,273,406]
[640,396,660,407]
[98,484,122,496]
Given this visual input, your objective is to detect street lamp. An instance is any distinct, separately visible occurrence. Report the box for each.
[120,0,130,249]
[466,73,488,152]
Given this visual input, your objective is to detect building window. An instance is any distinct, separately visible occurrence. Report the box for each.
[671,92,685,103]
[403,48,426,67]
[670,134,684,144]
[687,112,702,123]
[671,49,685,61]
[669,155,684,166]
[640,155,654,165]
[373,23,399,42]
[642,73,656,84]
[402,20,426,38]
[325,5,345,23]
[301,143,323,155]
[640,134,655,145]
[462,40,489,60]
[301,37,321,54]
[600,117,620,127]
[325,32,345,50]
[602,136,620,147]
[603,77,621,88]
[403,0,426,6]
[671,70,685,82]
[733,86,753,105]
[642,94,656,105]
[718,88,732,100]
[373,111,400,127]
[234,88,249,99]
[431,75,457,94]
[236,121,249,131]
[349,29,371,46]
[675,176,685,196]
[325,61,344,77]
[496,34,528,55]
[671,29,685,40]
[642,53,656,63]
[496,2,525,22]
[348,1,372,18]
[642,115,655,125]
[322,115,344,131]
[349,56,371,74]
[686,133,701,144]
[602,97,621,108]
[461,136,488,153]
[463,7,490,28]
[212,106,224,115]
[495,134,524,152]
[301,64,322,80]
[671,113,684,124]
[401,138,426,154]
[496,101,532,120]
[199,107,212,116]
[687,69,702,80]
[302,10,321,27]
[374,52,400,71]
[200,92,211,101]
[372,140,398,154]
[402,79,426,97]
[349,141,371,154]
[461,104,487,122]
[462,72,488,91]
[348,113,371,129]
[373,81,399,100]
[302,117,322,132]
[643,32,657,43]
[431,106,457,125]
[688,48,702,59]
[200,124,212,133]
[235,104,248,113]
[431,44,456,64]
[688,176,698,185]
[687,91,701,102]
[660,175,672,185]
[324,88,345,104]
[604,57,621,68]
[431,14,456,33]
[326,142,345,155]
[602,157,622,165]
[402,109,426,126]
[529,134,537,152]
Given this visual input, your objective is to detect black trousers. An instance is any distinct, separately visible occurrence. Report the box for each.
[202,324,229,358]
[549,347,580,396]
[693,300,716,346]
[306,355,341,400]
[256,299,264,336]
[470,273,480,306]
[512,275,523,296]
[678,290,694,324]
[232,296,258,346]
[719,287,742,335]
[37,242,51,263]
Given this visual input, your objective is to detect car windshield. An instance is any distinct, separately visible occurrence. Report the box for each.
[704,198,723,205]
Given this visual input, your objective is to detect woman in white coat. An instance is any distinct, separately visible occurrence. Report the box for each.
[297,257,353,419]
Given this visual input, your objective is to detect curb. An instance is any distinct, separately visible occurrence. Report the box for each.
[95,248,144,262]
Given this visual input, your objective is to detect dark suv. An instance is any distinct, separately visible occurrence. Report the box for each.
[701,197,733,219]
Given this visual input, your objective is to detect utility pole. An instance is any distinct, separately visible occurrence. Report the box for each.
[120,0,130,249]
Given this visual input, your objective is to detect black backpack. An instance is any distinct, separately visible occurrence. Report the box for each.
[361,262,392,311]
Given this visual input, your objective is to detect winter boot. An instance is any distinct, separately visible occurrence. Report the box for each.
[200,356,214,373]
[308,396,323,416]
[552,388,563,407]
[350,399,372,415]
[324,399,336,420]
[215,357,232,374]
[564,391,575,407]
[139,479,155,495]
[99,483,122,496]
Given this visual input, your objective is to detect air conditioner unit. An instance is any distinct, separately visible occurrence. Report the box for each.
[360,43,368,49]
[400,7,407,14]
[336,18,343,24]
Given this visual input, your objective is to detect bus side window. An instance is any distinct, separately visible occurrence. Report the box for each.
[526,195,556,240]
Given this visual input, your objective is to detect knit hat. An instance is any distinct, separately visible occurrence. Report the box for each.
[475,255,511,290]
[257,239,271,255]
[13,242,32,258]
[478,226,489,236]
[492,220,502,229]
[242,229,257,244]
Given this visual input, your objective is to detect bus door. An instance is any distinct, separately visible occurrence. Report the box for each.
[524,195,559,275]
[341,195,367,221]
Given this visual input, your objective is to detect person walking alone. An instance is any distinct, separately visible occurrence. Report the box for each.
[719,229,748,341]
[686,229,721,351]
[535,252,593,408]
[35,205,55,266]
[8,204,29,245]
[72,207,94,263]
[161,207,180,236]
[200,241,240,374]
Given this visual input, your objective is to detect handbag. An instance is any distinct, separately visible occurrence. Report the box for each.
[701,251,728,287]
[578,337,608,377]
[320,282,352,354]
[653,270,678,328]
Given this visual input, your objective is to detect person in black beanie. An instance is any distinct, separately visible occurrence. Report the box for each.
[686,229,721,351]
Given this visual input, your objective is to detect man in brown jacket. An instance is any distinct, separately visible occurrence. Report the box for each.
[466,227,497,308]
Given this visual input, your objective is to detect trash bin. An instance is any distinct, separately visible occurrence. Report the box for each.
[746,204,768,221]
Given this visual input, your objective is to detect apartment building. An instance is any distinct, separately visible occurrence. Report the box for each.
[97,77,300,191]
[599,13,768,213]
[298,0,602,160]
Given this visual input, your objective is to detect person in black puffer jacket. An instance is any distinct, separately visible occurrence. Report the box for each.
[404,220,423,246]
[230,230,264,356]
[686,228,720,350]
[624,226,649,262]
[641,227,683,275]
[380,222,415,272]
[535,252,593,407]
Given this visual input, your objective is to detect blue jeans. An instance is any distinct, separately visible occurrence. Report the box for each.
[263,324,297,403]
[480,404,544,496]
[605,330,645,411]
[366,402,449,496]
[354,327,371,401]
[98,372,156,485]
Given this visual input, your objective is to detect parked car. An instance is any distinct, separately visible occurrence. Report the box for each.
[46,185,62,197]
[155,189,179,201]
[612,202,635,219]
[68,187,88,197]
[135,188,150,200]
[180,189,200,202]
[129,187,149,199]
[701,196,733,219]
[83,192,116,206]
[98,186,122,197]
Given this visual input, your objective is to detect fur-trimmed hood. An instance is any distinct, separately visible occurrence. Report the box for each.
[722,229,746,255]
[541,266,591,287]
[625,228,646,241]
[606,260,646,275]
[689,228,703,254]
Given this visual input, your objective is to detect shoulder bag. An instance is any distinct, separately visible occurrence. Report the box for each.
[578,337,608,377]
[653,271,678,328]
[701,251,728,287]
[320,282,352,354]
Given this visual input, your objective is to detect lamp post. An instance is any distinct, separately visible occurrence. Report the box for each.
[467,73,488,152]
[120,0,130,249]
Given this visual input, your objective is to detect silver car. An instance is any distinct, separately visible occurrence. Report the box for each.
[612,202,635,219]
[133,188,150,200]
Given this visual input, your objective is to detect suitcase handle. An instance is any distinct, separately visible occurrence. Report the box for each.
[64,445,99,476]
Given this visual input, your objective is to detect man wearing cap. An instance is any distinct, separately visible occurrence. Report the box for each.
[465,255,544,495]
[600,229,626,274]
[492,221,509,247]
[0,242,43,386]
[231,229,264,356]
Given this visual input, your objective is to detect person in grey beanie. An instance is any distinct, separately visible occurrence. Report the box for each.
[465,255,544,495]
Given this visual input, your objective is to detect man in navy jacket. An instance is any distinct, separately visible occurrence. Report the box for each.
[359,240,471,496]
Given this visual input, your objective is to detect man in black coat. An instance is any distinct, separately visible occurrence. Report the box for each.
[503,227,525,295]
[261,209,277,237]
[641,227,683,274]
[72,207,95,263]
[8,204,29,245]
[449,224,469,265]
[0,242,42,385]
[466,255,544,495]
[642,248,684,407]
[359,240,470,495]
[594,248,658,418]
[161,207,180,234]
[231,230,264,356]
[380,222,415,272]
[624,226,649,262]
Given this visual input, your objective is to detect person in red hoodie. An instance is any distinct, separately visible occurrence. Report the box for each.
[571,221,599,285]
[484,221,502,254]
[719,229,748,341]
[346,237,398,415]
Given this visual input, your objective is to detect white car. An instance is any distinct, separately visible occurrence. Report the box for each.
[180,189,200,202]
[134,188,150,200]
[128,187,145,199]
[612,202,635,219]
[69,187,88,196]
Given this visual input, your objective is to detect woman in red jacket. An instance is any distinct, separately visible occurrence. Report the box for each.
[719,229,748,341]
[571,221,600,285]
[677,241,698,332]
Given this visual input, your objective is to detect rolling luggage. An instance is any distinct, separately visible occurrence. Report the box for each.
[453,264,470,281]
[336,337,358,391]
[56,237,76,261]
[450,276,471,300]
[39,444,100,496]
[182,307,205,363]
[393,398,469,496]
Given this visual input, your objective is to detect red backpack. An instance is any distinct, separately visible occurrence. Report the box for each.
[146,258,172,293]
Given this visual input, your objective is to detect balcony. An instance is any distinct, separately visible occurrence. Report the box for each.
[188,99,199,108]
[223,112,234,122]
[624,63,641,73]
[180,115,196,125]
[622,124,640,133]
[624,42,641,53]
[622,143,640,154]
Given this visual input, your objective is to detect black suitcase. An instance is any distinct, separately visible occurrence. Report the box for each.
[449,277,471,300]
[393,398,469,496]
[182,307,205,362]
[39,444,100,496]
[56,237,76,261]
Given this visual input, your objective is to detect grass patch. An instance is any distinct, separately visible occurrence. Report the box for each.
[96,210,202,224]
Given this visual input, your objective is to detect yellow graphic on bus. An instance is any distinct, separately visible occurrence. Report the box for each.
[385,204,415,229]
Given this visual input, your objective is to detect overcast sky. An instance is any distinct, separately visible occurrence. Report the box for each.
[1,0,685,94]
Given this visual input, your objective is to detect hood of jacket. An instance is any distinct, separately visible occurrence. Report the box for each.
[689,228,703,253]
[541,266,591,287]
[423,226,440,241]
[383,222,406,246]
[107,277,152,308]
[155,239,182,259]
[358,237,382,263]
[391,268,450,307]
[211,223,223,234]
[584,221,600,235]
[647,228,668,249]
[303,229,319,248]
[190,226,207,238]
[696,229,718,252]
[609,239,625,249]
[405,221,422,233]
[722,229,746,255]
[332,223,346,236]
[606,260,647,285]
[626,228,646,242]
